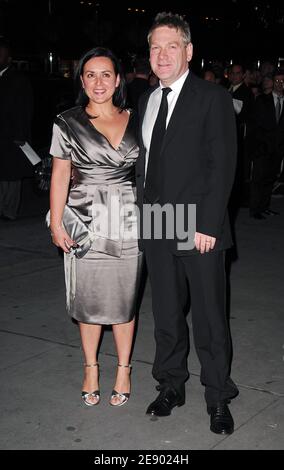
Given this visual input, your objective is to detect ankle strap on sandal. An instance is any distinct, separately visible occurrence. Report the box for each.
[118,363,132,369]
[84,363,99,367]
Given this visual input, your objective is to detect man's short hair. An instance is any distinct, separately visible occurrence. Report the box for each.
[147,12,192,46]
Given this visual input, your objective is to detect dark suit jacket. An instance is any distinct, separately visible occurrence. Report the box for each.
[231,82,254,129]
[136,72,237,255]
[248,92,284,160]
[127,77,150,110]
[0,66,33,180]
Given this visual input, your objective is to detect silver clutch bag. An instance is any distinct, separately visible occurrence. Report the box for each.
[46,206,93,258]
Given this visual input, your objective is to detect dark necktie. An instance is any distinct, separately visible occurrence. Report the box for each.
[275,96,282,124]
[144,87,172,203]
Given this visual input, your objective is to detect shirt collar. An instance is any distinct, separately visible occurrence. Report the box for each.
[272,91,283,100]
[232,82,243,92]
[0,66,9,77]
[159,69,189,95]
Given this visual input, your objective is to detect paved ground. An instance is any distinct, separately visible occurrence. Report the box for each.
[0,179,283,450]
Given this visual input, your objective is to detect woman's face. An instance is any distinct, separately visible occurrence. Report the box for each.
[81,56,120,105]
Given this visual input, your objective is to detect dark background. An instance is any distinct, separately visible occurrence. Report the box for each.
[1,0,284,63]
[1,0,283,150]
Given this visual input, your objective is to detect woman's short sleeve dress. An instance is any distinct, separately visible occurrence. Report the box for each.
[50,106,143,325]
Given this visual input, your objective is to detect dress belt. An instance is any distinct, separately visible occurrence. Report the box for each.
[72,171,135,186]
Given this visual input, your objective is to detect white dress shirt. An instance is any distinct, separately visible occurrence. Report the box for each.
[0,66,9,77]
[142,69,189,174]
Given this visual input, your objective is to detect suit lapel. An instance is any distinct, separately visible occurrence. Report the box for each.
[161,71,197,154]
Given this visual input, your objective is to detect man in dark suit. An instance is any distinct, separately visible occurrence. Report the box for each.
[136,13,238,435]
[228,63,254,208]
[249,69,284,218]
[0,38,33,220]
[127,56,151,110]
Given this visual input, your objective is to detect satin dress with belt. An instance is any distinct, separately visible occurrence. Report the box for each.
[50,106,143,324]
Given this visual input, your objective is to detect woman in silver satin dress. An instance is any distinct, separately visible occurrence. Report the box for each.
[49,47,143,407]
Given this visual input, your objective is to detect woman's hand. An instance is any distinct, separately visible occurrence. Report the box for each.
[50,226,76,253]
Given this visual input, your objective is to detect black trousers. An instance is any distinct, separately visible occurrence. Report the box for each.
[250,152,283,214]
[144,240,238,407]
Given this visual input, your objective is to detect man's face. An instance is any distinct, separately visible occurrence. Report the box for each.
[0,46,11,71]
[273,74,284,95]
[149,26,193,87]
[228,66,244,86]
[204,71,216,83]
[262,76,273,92]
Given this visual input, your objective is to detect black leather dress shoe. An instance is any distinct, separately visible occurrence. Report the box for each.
[208,402,234,435]
[146,387,185,417]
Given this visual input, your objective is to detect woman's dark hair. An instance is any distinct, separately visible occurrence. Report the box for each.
[75,47,126,109]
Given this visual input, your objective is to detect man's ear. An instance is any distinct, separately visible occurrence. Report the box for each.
[186,43,193,63]
[186,42,193,62]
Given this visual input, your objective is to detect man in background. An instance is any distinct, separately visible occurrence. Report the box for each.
[228,63,254,209]
[0,37,33,220]
[249,69,284,218]
[127,56,151,110]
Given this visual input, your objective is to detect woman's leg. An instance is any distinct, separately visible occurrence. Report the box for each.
[79,322,102,404]
[110,318,135,405]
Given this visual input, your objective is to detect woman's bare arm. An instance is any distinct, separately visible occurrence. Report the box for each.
[49,158,75,253]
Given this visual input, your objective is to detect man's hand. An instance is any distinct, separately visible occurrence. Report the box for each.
[194,232,216,254]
